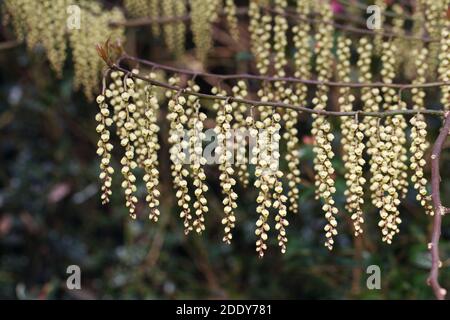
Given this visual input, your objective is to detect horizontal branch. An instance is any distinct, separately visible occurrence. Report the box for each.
[111,5,369,28]
[110,7,249,27]
[110,13,190,27]
[109,62,445,118]
[121,54,450,89]
[110,5,438,43]
[0,39,21,51]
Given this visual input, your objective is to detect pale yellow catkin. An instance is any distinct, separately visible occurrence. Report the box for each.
[166,77,194,234]
[249,0,272,75]
[224,0,240,43]
[124,0,148,17]
[213,87,238,244]
[405,3,425,79]
[283,87,302,214]
[253,87,289,256]
[104,70,126,193]
[186,82,209,234]
[162,0,176,54]
[376,41,406,244]
[190,0,221,63]
[95,94,114,205]
[270,110,289,254]
[41,0,68,77]
[410,47,433,215]
[128,70,147,167]
[2,0,28,42]
[410,115,433,215]
[311,2,338,250]
[273,0,288,80]
[149,0,161,36]
[248,0,263,70]
[173,0,187,58]
[3,0,124,99]
[124,0,160,36]
[356,37,385,216]
[283,0,312,214]
[373,0,387,55]
[391,4,406,74]
[337,36,366,236]
[118,76,139,219]
[251,111,271,257]
[438,21,450,112]
[69,2,125,100]
[231,81,250,188]
[142,78,161,222]
[3,0,68,76]
[270,0,289,248]
[421,0,447,77]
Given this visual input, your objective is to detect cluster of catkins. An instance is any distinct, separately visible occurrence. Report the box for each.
[123,0,240,62]
[4,0,449,100]
[97,70,291,257]
[366,0,448,80]
[98,70,161,220]
[93,0,449,256]
[2,0,125,100]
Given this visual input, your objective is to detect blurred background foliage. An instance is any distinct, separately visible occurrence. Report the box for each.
[0,0,449,299]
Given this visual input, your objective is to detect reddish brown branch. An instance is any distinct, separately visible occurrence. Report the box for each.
[121,55,450,90]
[428,111,450,300]
[110,61,445,118]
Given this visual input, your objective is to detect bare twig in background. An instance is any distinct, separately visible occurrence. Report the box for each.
[0,39,20,50]
[109,7,248,28]
[110,6,438,43]
[428,111,450,300]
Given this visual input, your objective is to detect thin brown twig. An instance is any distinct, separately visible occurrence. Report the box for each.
[121,54,450,89]
[109,14,190,28]
[428,111,450,300]
[109,6,438,43]
[110,7,248,28]
[0,39,21,50]
[109,61,445,118]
